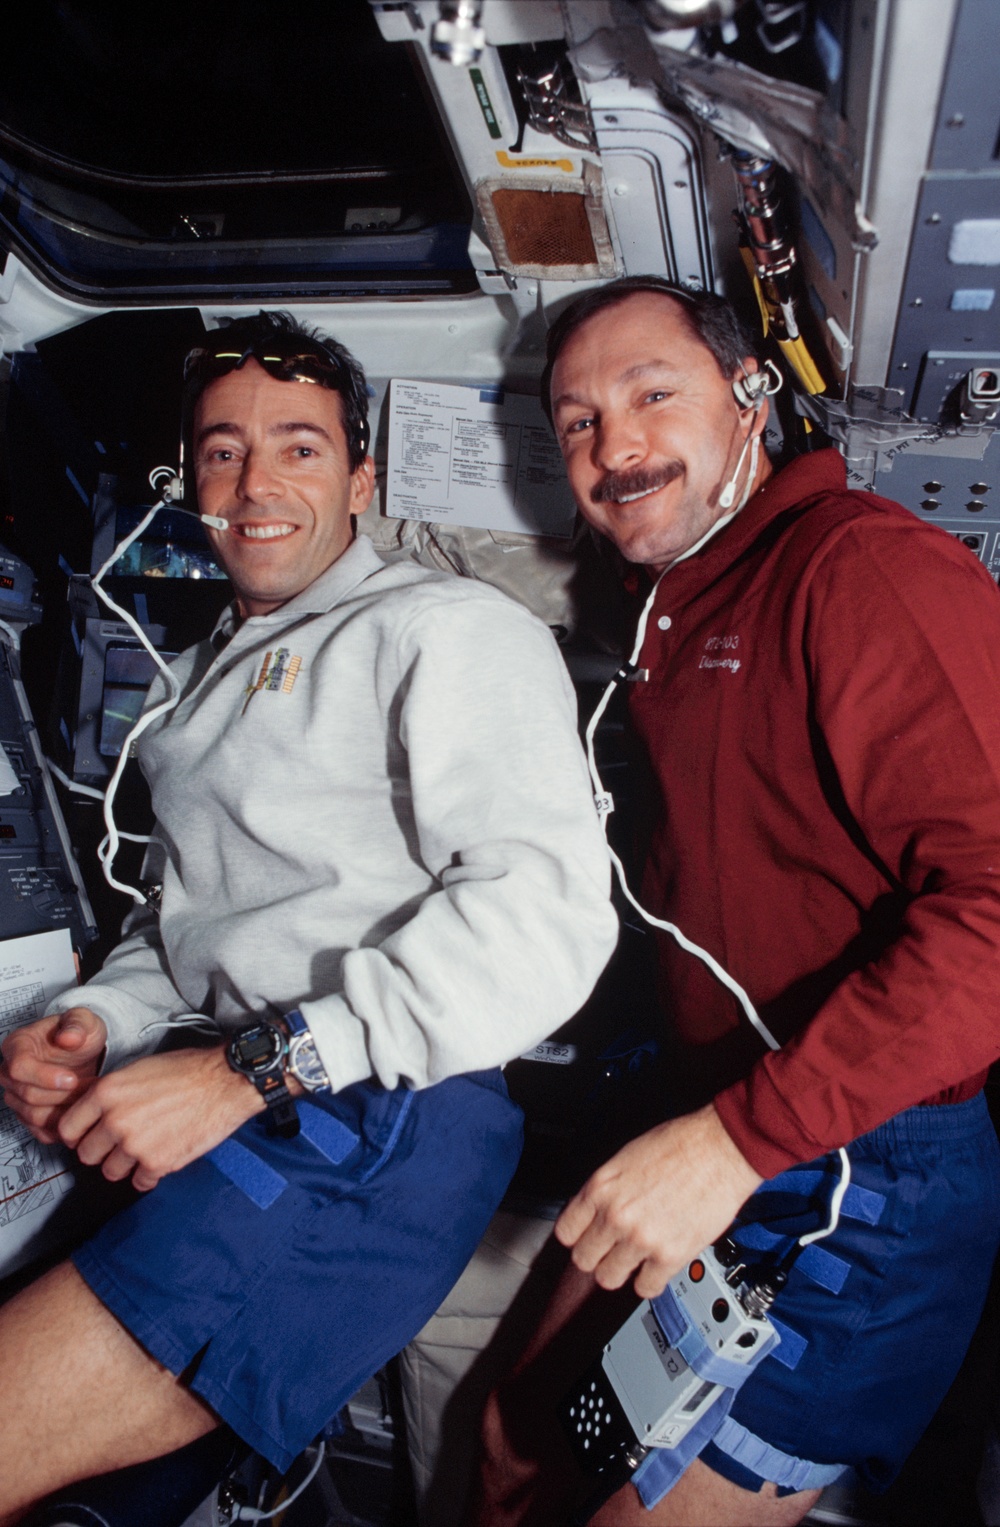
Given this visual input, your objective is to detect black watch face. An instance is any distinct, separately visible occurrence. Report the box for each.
[233,1023,284,1076]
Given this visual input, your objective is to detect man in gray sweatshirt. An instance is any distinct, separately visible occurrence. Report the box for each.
[0,311,617,1521]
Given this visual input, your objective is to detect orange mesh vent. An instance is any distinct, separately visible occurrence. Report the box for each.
[490,188,597,268]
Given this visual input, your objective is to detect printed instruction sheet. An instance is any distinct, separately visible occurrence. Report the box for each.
[0,928,78,1276]
[386,379,577,538]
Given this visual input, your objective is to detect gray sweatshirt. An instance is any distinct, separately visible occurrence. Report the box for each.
[51,537,618,1092]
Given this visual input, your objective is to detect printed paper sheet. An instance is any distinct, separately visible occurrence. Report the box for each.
[386,379,577,538]
[0,928,79,1276]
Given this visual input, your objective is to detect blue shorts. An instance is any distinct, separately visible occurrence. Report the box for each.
[635,1093,1000,1506]
[72,1070,522,1471]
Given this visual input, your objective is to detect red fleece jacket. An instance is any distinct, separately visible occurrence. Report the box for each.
[629,449,1000,1177]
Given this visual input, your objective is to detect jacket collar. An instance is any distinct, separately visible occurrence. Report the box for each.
[211,535,384,649]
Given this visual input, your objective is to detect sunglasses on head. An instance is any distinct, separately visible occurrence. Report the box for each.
[183,343,347,388]
[183,341,370,456]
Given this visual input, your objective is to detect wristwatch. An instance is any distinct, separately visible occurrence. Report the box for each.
[227,1020,300,1138]
[282,1009,332,1094]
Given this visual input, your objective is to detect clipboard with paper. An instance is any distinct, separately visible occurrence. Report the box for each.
[0,928,85,1279]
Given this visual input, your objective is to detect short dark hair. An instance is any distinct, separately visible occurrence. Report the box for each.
[540,277,759,425]
[184,309,371,472]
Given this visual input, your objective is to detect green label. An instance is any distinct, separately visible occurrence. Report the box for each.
[470,68,502,140]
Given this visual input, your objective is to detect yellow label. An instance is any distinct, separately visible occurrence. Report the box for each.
[495,149,574,174]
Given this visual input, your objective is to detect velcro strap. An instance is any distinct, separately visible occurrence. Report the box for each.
[298,1101,360,1165]
[797,1242,850,1294]
[633,1391,734,1507]
[731,1223,851,1294]
[768,1314,808,1370]
[711,1415,847,1491]
[769,1168,886,1225]
[844,1181,885,1223]
[208,1138,287,1209]
[732,1222,782,1253]
[651,1285,779,1389]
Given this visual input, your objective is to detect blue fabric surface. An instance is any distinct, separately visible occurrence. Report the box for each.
[731,1222,851,1293]
[73,1069,522,1472]
[767,1314,809,1371]
[206,1138,288,1210]
[297,1098,360,1165]
[636,1094,1000,1505]
[768,1170,886,1226]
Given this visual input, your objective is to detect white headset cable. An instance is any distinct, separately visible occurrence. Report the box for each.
[233,1441,327,1521]
[46,758,150,845]
[0,617,22,651]
[796,1146,851,1247]
[88,466,225,902]
[585,510,780,1055]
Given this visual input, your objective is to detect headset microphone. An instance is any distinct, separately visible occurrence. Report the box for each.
[718,428,759,511]
[148,467,229,530]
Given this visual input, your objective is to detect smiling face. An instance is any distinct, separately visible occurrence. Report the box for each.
[550,292,771,571]
[194,359,375,618]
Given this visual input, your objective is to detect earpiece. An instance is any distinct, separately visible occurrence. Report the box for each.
[731,371,768,409]
[719,360,782,510]
[731,358,783,410]
[147,465,227,528]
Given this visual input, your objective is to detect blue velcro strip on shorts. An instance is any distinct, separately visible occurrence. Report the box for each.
[768,1314,808,1370]
[768,1169,885,1225]
[797,1242,850,1294]
[208,1138,287,1209]
[732,1223,850,1294]
[843,1182,886,1224]
[298,1102,360,1165]
[734,1222,782,1253]
[711,1415,847,1492]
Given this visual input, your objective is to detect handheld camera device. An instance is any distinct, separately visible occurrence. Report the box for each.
[560,1239,778,1477]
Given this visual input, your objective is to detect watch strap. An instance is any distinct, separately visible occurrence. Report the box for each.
[283,1008,332,1095]
[227,1022,300,1138]
[256,1070,300,1138]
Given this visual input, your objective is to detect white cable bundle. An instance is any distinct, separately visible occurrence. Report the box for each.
[82,465,229,902]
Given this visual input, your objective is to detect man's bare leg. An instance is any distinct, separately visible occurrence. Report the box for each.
[470,1258,635,1526]
[588,1463,820,1526]
[470,1256,822,1527]
[0,1260,217,1520]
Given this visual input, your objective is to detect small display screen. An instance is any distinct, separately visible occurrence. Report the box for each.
[99,643,178,757]
[242,1030,278,1069]
[682,1380,717,1414]
[0,576,15,591]
[0,824,16,839]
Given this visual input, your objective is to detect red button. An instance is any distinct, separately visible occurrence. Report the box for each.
[689,1259,706,1283]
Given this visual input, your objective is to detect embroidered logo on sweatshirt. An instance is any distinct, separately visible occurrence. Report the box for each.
[242,648,303,713]
[698,634,741,674]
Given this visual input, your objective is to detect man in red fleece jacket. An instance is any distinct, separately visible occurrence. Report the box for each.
[470,277,1000,1527]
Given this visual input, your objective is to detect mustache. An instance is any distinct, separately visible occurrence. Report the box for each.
[590,461,683,505]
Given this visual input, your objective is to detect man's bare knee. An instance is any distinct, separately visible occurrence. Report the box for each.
[0,1260,216,1515]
